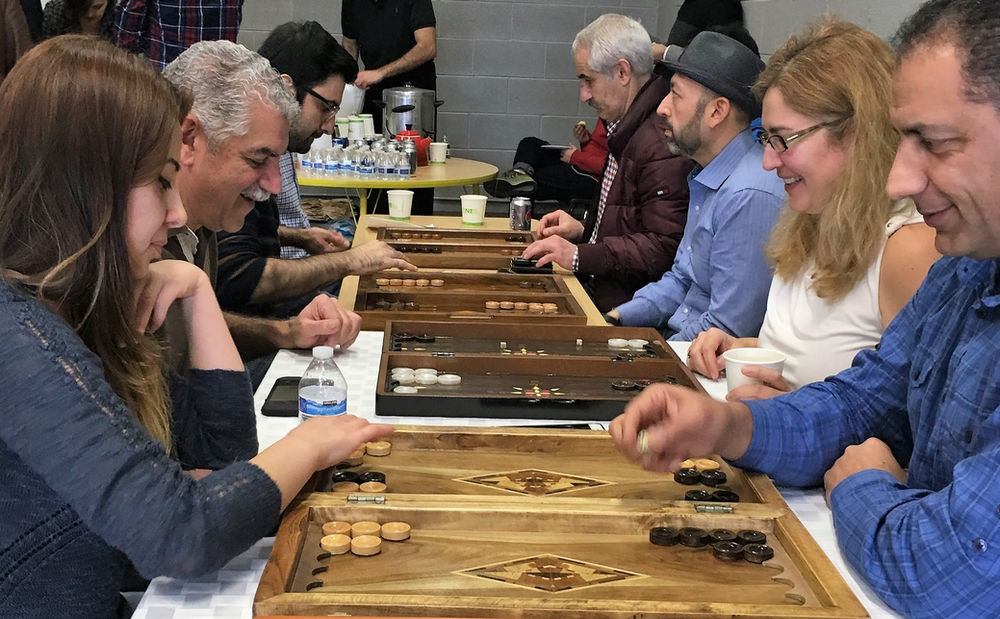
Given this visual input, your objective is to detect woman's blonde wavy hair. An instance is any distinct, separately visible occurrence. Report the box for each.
[0,36,191,449]
[753,17,900,300]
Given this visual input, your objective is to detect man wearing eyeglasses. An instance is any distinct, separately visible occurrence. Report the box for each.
[604,31,784,341]
[253,21,354,263]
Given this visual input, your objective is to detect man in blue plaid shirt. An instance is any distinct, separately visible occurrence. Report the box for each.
[611,1,1000,616]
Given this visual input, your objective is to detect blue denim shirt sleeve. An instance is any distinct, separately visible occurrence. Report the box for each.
[670,186,777,340]
[615,131,781,337]
[829,443,1000,618]
[732,257,1000,617]
[615,253,691,327]
[0,288,282,579]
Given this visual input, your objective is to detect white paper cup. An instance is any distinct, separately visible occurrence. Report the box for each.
[387,190,414,220]
[722,348,786,392]
[428,142,447,163]
[460,194,487,225]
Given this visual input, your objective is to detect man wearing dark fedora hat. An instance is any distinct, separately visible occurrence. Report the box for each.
[606,31,784,341]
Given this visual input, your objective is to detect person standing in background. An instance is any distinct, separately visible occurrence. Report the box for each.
[652,0,750,61]
[341,0,436,133]
[116,0,243,70]
[342,0,436,214]
[17,0,41,42]
[1,0,32,81]
[42,0,114,40]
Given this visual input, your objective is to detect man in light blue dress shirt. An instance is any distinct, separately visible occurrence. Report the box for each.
[606,32,784,340]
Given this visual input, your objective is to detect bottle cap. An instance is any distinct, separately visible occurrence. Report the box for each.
[312,346,334,359]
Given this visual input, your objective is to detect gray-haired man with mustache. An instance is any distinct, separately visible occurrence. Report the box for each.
[161,40,412,368]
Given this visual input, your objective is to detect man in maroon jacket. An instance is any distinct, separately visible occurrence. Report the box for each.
[523,13,694,313]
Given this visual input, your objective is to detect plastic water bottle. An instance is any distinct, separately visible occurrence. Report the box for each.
[385,151,398,179]
[396,151,410,180]
[300,149,315,176]
[359,147,375,177]
[375,150,389,180]
[298,346,348,421]
[322,149,337,177]
[338,147,351,177]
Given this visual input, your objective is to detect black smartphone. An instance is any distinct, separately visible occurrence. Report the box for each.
[509,257,554,274]
[261,376,301,417]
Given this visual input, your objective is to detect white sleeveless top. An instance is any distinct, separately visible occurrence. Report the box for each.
[757,202,923,388]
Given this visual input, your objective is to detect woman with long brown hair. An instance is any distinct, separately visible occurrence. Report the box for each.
[0,36,391,617]
[687,18,940,398]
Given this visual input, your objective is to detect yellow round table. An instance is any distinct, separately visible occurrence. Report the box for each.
[297,157,498,215]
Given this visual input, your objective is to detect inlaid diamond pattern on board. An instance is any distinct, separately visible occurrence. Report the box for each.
[462,554,640,592]
[458,469,610,496]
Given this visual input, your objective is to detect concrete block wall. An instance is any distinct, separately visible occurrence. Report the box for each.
[239,0,923,199]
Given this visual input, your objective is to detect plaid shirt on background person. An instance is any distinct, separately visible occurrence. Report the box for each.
[115,0,243,70]
[276,153,310,260]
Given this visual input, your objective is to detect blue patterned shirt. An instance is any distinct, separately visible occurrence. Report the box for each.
[276,152,310,260]
[614,129,783,340]
[736,256,1000,617]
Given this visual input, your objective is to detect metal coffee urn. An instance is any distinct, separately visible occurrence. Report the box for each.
[381,84,443,139]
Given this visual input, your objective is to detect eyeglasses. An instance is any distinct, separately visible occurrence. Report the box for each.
[756,120,840,153]
[301,86,340,119]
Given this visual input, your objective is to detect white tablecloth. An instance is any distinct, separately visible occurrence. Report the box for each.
[134,333,897,619]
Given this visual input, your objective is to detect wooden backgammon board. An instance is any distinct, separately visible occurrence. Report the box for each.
[254,427,867,618]
[352,272,588,330]
[374,322,703,421]
[375,227,536,269]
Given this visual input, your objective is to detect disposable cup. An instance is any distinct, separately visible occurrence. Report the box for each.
[387,190,414,220]
[460,194,487,226]
[722,348,786,392]
[428,142,448,163]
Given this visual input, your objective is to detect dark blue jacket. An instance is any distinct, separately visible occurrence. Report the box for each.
[0,280,280,618]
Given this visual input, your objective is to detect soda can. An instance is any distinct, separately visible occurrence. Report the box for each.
[509,197,532,230]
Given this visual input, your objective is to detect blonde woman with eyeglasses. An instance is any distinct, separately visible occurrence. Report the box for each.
[687,18,940,399]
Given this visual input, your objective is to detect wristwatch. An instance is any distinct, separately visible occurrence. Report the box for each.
[603,312,622,326]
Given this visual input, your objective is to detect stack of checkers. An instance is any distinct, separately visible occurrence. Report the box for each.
[330,470,387,493]
[329,441,393,492]
[374,277,445,287]
[672,458,740,503]
[391,368,462,387]
[319,519,413,557]
[484,300,558,313]
[648,526,774,564]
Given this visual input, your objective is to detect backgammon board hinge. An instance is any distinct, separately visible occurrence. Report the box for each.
[347,494,386,504]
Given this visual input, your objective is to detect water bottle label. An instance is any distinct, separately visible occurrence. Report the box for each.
[299,388,347,417]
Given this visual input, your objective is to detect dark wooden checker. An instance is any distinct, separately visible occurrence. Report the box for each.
[352,272,587,330]
[375,322,702,421]
[256,428,867,618]
[374,227,536,269]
